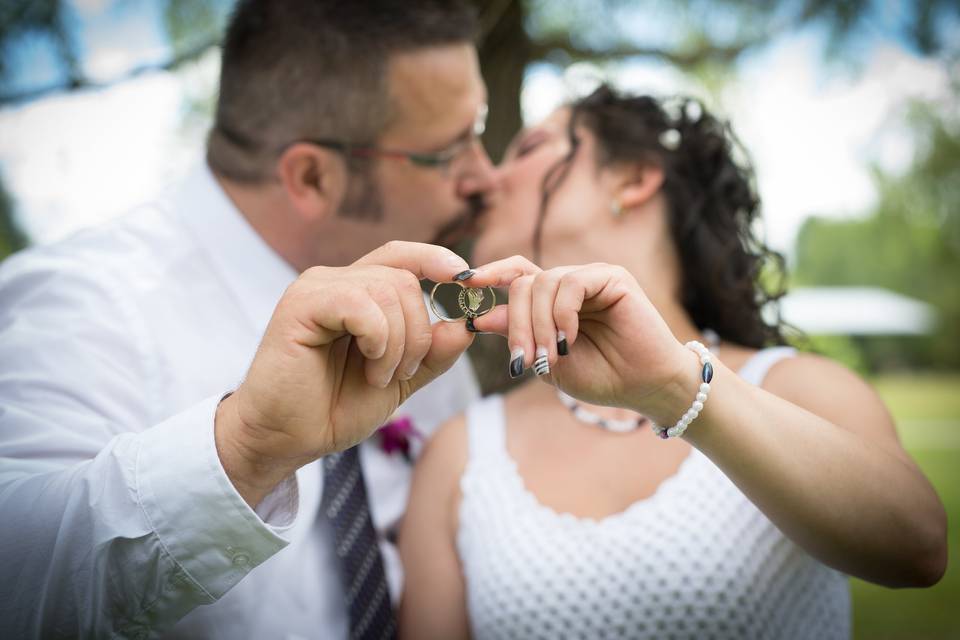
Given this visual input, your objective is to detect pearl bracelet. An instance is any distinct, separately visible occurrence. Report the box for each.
[650,340,714,439]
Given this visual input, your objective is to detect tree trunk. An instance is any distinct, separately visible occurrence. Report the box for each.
[463,2,532,394]
[475,0,530,162]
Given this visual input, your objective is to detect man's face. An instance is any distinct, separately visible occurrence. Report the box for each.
[342,44,497,249]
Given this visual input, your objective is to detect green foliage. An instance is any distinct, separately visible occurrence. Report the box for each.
[162,0,229,58]
[0,172,28,260]
[792,333,870,376]
[793,88,960,371]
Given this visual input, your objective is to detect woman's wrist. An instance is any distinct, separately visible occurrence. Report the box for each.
[631,345,704,427]
[649,341,715,439]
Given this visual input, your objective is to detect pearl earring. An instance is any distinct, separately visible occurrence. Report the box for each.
[610,200,622,217]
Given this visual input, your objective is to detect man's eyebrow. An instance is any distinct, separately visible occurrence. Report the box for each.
[426,122,475,153]
[437,101,488,150]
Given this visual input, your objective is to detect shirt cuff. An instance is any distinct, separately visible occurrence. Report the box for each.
[137,394,299,599]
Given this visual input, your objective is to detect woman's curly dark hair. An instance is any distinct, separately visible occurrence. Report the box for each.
[533,84,788,349]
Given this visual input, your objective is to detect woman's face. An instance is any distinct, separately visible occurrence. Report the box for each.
[472,107,618,268]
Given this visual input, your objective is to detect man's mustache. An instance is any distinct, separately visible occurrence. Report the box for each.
[430,194,487,249]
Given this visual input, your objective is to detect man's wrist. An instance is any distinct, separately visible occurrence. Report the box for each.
[214,392,295,508]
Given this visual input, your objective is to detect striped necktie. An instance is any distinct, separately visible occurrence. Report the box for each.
[322,446,397,640]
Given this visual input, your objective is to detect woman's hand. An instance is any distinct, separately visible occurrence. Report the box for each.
[468,256,698,422]
[468,256,948,588]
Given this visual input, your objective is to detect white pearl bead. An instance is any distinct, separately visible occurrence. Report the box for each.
[658,339,717,439]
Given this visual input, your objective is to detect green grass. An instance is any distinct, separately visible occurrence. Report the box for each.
[873,374,960,423]
[851,374,960,640]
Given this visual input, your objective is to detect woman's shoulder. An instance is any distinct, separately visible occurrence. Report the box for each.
[750,347,899,443]
[417,392,507,473]
[722,343,862,395]
[420,412,469,473]
[722,342,886,413]
[758,348,870,397]
[762,350,881,404]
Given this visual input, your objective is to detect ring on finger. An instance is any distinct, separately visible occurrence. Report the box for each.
[429,281,497,323]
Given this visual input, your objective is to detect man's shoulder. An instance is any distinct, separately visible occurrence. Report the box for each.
[1,200,198,294]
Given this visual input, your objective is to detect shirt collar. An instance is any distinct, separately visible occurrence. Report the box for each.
[173,162,298,332]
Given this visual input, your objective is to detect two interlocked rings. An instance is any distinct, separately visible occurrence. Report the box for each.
[429,281,497,323]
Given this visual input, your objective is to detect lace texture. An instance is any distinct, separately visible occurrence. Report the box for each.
[457,347,850,640]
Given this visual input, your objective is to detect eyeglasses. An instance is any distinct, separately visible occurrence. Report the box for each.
[298,104,488,177]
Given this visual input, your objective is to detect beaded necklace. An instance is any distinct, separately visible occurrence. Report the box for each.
[556,329,720,433]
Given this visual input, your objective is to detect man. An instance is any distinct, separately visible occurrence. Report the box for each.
[0,1,496,638]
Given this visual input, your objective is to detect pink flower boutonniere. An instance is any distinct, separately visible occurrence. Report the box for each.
[377,415,423,463]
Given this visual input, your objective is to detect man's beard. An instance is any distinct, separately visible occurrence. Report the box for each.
[338,167,486,250]
[340,171,487,251]
[429,193,487,250]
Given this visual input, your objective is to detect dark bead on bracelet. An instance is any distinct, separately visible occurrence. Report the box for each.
[702,361,714,384]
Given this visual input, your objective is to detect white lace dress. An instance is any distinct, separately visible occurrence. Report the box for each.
[457,347,850,640]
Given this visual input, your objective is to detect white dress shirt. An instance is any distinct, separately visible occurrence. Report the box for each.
[0,163,479,639]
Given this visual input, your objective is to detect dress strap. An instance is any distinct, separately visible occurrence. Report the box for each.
[736,346,798,386]
[464,394,508,463]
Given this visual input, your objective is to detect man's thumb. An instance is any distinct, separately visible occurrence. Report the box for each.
[406,321,474,394]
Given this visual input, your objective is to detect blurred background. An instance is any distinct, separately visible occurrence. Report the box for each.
[0,1,957,637]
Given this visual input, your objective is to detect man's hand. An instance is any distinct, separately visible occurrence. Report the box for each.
[215,241,475,506]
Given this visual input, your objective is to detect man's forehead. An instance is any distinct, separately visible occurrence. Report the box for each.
[383,44,486,143]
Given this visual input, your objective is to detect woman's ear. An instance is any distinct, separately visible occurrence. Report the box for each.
[617,163,665,211]
[275,143,346,222]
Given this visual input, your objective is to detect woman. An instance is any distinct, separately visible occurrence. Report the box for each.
[398,86,946,639]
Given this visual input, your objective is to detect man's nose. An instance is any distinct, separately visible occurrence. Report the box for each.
[457,139,500,199]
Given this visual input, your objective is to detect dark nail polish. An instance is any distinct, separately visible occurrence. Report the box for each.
[533,347,550,376]
[465,317,478,333]
[557,337,569,356]
[509,349,525,379]
[453,269,475,282]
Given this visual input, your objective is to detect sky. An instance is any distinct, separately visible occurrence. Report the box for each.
[0,2,954,259]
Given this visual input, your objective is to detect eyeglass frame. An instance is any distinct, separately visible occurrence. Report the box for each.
[292,103,489,176]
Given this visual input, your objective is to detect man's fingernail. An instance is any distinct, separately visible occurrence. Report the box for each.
[378,364,399,388]
[509,348,525,379]
[533,346,550,376]
[453,269,476,282]
[557,331,569,356]
[402,359,421,380]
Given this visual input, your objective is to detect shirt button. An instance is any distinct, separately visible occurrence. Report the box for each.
[227,546,251,567]
[226,545,251,568]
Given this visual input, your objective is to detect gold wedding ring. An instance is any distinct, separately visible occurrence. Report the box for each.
[429,281,497,323]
